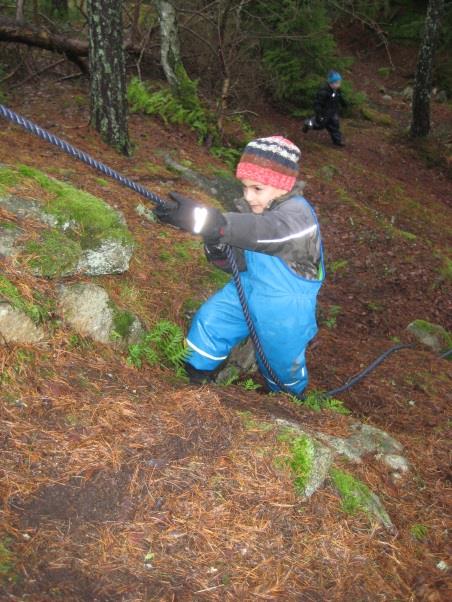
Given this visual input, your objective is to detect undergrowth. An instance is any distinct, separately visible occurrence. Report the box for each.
[127,319,189,378]
[290,390,350,415]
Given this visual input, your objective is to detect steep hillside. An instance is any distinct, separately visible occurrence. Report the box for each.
[0,57,451,601]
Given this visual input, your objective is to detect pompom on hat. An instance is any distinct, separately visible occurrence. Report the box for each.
[235,135,301,192]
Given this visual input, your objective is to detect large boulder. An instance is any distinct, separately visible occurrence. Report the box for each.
[57,283,144,347]
[0,165,134,278]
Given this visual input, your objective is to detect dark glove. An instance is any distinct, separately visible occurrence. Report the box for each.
[315,114,325,126]
[154,192,226,244]
[204,243,231,273]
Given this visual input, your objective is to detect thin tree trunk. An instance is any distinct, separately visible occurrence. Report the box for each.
[88,0,130,155]
[16,0,25,25]
[410,0,445,138]
[154,0,182,93]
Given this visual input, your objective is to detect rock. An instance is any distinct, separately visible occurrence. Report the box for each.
[315,423,403,463]
[0,303,45,343]
[0,195,58,227]
[407,319,452,354]
[77,239,134,276]
[136,203,156,223]
[379,453,410,474]
[401,86,413,101]
[0,222,23,257]
[57,283,144,346]
[215,338,258,384]
[382,94,392,103]
[436,90,447,103]
[273,420,334,498]
[360,105,393,126]
[0,168,134,278]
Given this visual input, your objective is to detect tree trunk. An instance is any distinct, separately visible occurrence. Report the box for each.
[16,0,25,25]
[410,0,445,138]
[88,0,130,155]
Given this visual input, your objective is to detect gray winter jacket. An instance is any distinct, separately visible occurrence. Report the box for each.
[207,183,322,280]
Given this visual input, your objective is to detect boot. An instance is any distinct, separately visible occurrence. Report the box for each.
[184,362,217,384]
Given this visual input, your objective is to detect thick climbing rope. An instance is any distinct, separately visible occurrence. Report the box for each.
[1,104,449,399]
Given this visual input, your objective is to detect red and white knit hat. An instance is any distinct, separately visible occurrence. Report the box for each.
[235,135,301,191]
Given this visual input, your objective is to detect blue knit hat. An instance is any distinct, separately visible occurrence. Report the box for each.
[327,70,342,83]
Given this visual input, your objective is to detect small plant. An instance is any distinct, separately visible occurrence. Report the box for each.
[127,320,189,377]
[241,378,261,391]
[410,523,429,541]
[328,259,348,274]
[324,304,341,329]
[289,435,315,494]
[290,390,350,415]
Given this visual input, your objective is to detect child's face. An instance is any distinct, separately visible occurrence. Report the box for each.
[240,179,288,214]
[329,81,341,90]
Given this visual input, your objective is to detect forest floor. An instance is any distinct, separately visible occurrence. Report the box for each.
[0,40,451,601]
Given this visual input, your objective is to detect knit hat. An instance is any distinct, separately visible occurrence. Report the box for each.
[235,135,301,192]
[327,70,342,83]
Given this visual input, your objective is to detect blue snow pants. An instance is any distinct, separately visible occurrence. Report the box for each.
[186,240,324,395]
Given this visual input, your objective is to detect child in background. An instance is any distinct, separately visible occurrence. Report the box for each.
[155,136,325,395]
[303,70,347,147]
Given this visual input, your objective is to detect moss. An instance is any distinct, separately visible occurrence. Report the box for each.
[0,275,43,323]
[330,467,375,515]
[25,230,81,278]
[0,221,18,231]
[0,166,18,194]
[409,319,452,349]
[17,165,133,247]
[360,105,393,126]
[0,538,17,584]
[289,435,315,494]
[111,306,136,339]
[439,256,452,282]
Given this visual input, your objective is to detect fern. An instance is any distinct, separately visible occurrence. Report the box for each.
[127,320,189,374]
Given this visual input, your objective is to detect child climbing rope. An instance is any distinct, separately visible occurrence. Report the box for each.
[154,136,325,395]
[303,70,347,147]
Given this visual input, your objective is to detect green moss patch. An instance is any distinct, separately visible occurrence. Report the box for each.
[17,165,132,248]
[0,275,43,322]
[289,435,315,494]
[360,105,393,126]
[0,166,18,194]
[25,230,81,278]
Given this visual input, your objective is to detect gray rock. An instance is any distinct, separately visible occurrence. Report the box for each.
[0,223,23,257]
[273,418,333,498]
[57,283,143,346]
[136,203,157,223]
[436,90,447,103]
[382,94,392,103]
[379,453,410,473]
[58,283,113,344]
[0,195,58,227]
[316,423,403,463]
[402,86,413,101]
[77,239,134,276]
[215,338,258,384]
[0,303,45,343]
[407,319,452,354]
